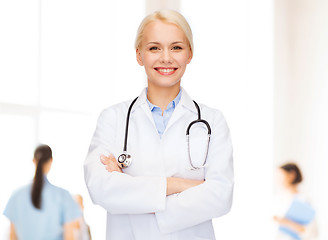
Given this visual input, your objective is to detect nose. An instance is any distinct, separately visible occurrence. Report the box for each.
[160,49,173,64]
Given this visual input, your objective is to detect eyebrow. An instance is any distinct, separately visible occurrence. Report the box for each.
[146,41,185,45]
[146,42,159,45]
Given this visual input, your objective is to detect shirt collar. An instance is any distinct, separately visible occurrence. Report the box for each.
[44,175,49,184]
[145,88,182,111]
[131,87,197,114]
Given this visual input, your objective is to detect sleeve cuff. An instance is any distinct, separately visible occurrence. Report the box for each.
[155,194,179,234]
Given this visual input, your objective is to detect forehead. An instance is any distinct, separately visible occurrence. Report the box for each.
[278,168,291,177]
[142,20,187,44]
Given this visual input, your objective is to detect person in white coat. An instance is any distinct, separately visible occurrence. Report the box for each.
[84,9,234,240]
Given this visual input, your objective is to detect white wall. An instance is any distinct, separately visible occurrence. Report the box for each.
[181,0,274,239]
[275,0,328,239]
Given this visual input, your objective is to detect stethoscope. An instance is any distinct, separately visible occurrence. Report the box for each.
[117,97,211,170]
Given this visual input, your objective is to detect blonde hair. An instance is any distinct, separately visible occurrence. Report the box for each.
[135,10,194,55]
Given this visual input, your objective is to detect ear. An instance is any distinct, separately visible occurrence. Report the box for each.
[187,48,193,64]
[136,48,144,66]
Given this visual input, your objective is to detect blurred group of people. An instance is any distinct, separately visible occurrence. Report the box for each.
[3,144,91,240]
[2,144,318,240]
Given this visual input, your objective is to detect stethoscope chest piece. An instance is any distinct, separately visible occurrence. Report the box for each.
[117,152,132,168]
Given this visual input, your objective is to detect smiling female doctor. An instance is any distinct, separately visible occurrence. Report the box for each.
[84,10,234,240]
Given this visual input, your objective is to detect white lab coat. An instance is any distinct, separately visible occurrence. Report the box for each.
[84,88,234,240]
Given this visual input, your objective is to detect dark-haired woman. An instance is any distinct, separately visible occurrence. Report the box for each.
[273,163,318,240]
[3,145,81,240]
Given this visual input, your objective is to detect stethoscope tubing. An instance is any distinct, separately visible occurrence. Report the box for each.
[119,96,212,170]
[123,97,138,152]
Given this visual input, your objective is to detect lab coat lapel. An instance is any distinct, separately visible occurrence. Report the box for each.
[140,103,157,131]
[132,88,158,133]
[163,88,197,135]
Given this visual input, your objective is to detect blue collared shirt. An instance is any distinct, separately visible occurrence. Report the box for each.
[4,177,81,240]
[146,89,182,137]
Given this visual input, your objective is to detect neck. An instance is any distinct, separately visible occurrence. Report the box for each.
[147,83,180,113]
[287,184,298,194]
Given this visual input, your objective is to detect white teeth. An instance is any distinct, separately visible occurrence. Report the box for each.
[157,68,175,73]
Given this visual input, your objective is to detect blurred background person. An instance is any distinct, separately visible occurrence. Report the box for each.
[73,194,92,240]
[3,144,82,240]
[273,163,318,240]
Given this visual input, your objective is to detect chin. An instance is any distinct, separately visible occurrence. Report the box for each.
[148,79,181,89]
[156,83,180,89]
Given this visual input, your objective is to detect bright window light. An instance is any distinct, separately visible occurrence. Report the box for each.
[0,0,145,239]
[181,1,274,239]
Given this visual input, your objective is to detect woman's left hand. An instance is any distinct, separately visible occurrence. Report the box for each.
[273,216,305,233]
[100,154,123,173]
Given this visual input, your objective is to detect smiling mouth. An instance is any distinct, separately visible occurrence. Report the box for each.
[154,67,178,75]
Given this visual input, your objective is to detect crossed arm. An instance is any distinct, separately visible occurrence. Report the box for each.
[273,216,306,233]
[100,154,204,196]
[85,109,233,233]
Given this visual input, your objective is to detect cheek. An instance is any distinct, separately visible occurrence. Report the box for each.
[142,53,157,66]
[277,170,287,184]
[177,53,191,66]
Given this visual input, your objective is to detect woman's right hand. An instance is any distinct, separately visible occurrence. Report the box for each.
[100,154,123,173]
[166,177,204,196]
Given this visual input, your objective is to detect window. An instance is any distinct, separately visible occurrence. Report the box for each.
[0,0,145,238]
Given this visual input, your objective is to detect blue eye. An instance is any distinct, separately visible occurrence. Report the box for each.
[172,46,182,50]
[149,47,159,51]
